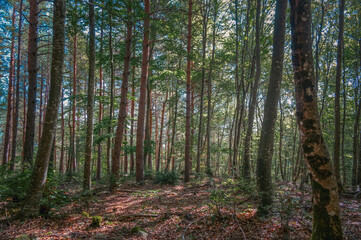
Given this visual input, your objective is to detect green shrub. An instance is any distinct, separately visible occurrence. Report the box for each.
[90,216,102,227]
[154,171,178,185]
[0,167,31,203]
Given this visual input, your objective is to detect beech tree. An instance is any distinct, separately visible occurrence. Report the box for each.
[256,0,287,216]
[290,0,343,238]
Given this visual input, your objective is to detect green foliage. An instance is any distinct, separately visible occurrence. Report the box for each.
[90,215,102,228]
[82,211,90,218]
[154,171,178,185]
[144,169,154,180]
[0,167,31,203]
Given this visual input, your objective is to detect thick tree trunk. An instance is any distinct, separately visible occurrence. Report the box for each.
[110,1,132,192]
[2,7,16,166]
[20,0,66,217]
[184,0,192,183]
[83,0,95,190]
[136,0,151,183]
[256,0,287,216]
[290,0,343,238]
[333,0,344,187]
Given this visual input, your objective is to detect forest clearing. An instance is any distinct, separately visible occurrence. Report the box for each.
[0,0,361,239]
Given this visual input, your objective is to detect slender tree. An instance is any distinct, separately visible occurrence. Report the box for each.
[83,0,96,190]
[20,0,66,217]
[2,7,16,166]
[110,0,133,193]
[256,0,287,216]
[290,0,343,238]
[333,0,345,187]
[136,0,151,183]
[184,0,193,183]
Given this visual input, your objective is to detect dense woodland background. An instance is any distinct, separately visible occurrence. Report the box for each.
[0,0,360,239]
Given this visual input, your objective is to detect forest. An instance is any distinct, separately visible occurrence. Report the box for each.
[0,0,360,239]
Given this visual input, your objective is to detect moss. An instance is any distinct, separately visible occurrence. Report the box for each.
[82,211,89,218]
[90,215,102,228]
[311,179,343,240]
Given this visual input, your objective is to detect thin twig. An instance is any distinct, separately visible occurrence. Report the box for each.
[182,216,207,240]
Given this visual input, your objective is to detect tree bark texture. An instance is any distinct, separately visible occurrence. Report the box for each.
[20,0,66,217]
[290,0,343,238]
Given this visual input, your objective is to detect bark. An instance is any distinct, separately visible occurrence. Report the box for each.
[83,0,95,190]
[107,3,115,174]
[206,0,217,177]
[2,7,16,166]
[184,0,192,183]
[256,0,287,216]
[196,0,209,174]
[96,10,104,180]
[156,92,168,171]
[23,0,39,167]
[243,0,261,179]
[290,0,343,238]
[166,89,178,171]
[60,89,65,173]
[110,1,132,192]
[136,0,151,183]
[20,0,66,217]
[333,0,344,187]
[68,35,77,173]
[130,42,136,173]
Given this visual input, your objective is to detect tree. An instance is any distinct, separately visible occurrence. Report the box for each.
[290,0,343,238]
[10,0,24,171]
[136,0,151,183]
[184,0,192,183]
[20,0,66,217]
[256,0,287,216]
[2,7,16,167]
[333,0,345,187]
[110,0,133,193]
[243,0,261,179]
[83,0,96,190]
[22,0,39,167]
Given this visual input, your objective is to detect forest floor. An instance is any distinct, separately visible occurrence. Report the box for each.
[0,177,360,240]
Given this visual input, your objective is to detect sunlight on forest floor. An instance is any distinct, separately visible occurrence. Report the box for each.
[0,179,360,240]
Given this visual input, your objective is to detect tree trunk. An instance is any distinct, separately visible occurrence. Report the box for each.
[20,0,66,217]
[290,0,343,238]
[83,0,95,190]
[2,7,16,167]
[60,89,65,173]
[156,92,168,171]
[243,0,261,179]
[256,0,287,216]
[333,0,344,187]
[11,2,22,170]
[206,0,217,177]
[110,0,133,192]
[23,0,39,167]
[130,43,136,173]
[196,1,208,174]
[166,88,178,171]
[107,3,115,174]
[184,0,192,183]
[69,35,77,173]
[136,0,151,183]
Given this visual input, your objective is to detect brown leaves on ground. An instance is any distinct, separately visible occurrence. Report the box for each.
[0,180,360,240]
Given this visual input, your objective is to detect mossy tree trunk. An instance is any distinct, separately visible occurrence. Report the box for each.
[290,0,343,239]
